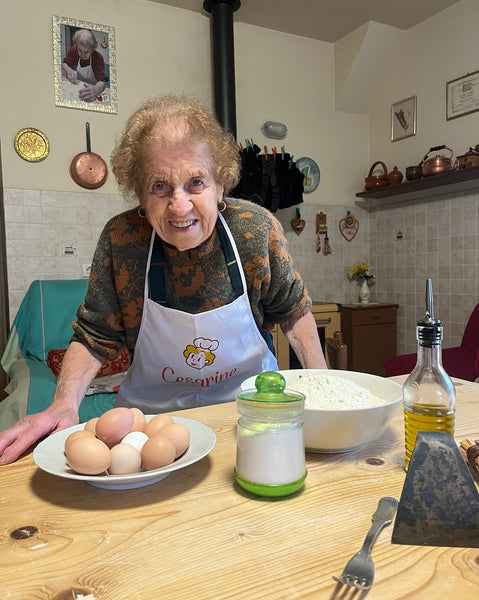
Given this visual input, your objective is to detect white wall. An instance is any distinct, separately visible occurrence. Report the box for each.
[0,0,212,195]
[0,0,369,206]
[369,0,479,174]
[235,24,369,205]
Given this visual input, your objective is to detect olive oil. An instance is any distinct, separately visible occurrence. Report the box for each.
[402,280,455,470]
[404,407,455,470]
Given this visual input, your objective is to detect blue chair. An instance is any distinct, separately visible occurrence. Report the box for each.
[0,280,118,431]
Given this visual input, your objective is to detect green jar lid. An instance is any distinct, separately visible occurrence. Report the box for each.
[237,371,304,404]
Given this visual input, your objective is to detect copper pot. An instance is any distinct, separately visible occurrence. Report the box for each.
[421,145,453,177]
[70,122,108,189]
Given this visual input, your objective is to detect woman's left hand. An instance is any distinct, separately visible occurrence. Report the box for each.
[78,83,99,103]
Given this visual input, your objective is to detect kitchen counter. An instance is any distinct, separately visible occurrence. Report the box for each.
[1,376,478,599]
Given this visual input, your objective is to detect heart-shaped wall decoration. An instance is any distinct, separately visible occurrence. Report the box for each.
[291,218,306,235]
[339,213,359,241]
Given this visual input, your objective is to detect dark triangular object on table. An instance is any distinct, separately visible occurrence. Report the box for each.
[392,431,479,547]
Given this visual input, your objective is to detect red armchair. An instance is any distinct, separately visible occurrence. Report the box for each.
[384,303,479,382]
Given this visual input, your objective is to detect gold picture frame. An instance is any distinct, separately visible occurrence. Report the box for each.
[53,15,118,114]
[446,70,479,120]
[391,95,417,142]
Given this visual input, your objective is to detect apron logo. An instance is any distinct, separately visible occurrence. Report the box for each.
[183,337,219,370]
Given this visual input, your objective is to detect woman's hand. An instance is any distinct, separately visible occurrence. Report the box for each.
[0,403,79,465]
[78,83,98,102]
[78,81,105,103]
[0,342,103,465]
[62,62,78,84]
[67,70,78,84]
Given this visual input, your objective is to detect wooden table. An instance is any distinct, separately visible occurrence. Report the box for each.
[1,376,478,599]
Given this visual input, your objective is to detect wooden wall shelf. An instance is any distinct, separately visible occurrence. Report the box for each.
[355,166,479,212]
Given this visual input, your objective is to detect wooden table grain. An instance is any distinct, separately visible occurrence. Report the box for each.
[1,376,478,599]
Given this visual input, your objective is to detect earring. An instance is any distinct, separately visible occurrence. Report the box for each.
[218,200,227,213]
[138,206,146,218]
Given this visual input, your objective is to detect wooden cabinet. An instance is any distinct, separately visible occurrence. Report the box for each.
[341,303,398,376]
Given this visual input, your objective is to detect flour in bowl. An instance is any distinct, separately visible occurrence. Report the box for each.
[293,373,387,410]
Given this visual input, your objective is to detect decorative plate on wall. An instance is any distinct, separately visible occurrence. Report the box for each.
[14,127,50,162]
[296,157,320,193]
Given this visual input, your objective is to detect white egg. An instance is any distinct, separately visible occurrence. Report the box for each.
[121,431,149,452]
[109,443,142,475]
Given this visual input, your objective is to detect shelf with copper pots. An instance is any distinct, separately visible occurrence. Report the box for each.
[355,165,479,212]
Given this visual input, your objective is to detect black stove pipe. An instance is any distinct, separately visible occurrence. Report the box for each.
[203,0,240,138]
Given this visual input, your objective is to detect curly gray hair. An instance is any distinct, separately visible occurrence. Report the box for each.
[111,95,241,199]
[73,29,98,50]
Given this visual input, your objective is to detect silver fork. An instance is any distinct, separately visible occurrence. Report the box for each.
[333,496,398,590]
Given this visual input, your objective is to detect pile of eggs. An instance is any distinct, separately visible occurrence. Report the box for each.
[64,407,190,476]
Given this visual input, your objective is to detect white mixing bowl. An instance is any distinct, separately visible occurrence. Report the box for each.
[240,369,402,453]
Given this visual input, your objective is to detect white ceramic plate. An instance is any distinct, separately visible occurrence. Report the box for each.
[33,416,216,490]
[296,157,320,192]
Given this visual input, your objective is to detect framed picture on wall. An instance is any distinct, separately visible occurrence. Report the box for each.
[52,15,118,114]
[391,95,417,142]
[446,70,479,120]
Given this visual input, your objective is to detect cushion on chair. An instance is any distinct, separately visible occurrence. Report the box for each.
[47,346,130,378]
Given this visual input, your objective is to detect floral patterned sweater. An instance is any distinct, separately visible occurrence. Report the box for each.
[72,198,312,360]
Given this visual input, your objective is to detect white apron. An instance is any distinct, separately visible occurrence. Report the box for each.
[76,57,96,84]
[115,212,277,413]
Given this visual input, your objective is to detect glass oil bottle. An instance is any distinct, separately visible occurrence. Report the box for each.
[403,279,455,470]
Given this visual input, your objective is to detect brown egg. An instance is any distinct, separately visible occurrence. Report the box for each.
[64,429,95,453]
[144,414,173,438]
[84,417,99,434]
[129,408,147,432]
[109,443,142,475]
[141,435,176,471]
[160,423,190,458]
[65,436,111,475]
[95,407,135,447]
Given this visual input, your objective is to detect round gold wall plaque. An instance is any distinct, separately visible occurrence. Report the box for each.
[14,127,50,162]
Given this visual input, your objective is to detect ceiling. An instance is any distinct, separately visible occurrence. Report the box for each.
[153,0,461,42]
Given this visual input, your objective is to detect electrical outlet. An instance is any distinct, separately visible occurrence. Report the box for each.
[63,244,77,256]
[82,264,91,278]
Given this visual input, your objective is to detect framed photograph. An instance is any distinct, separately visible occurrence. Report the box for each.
[391,95,417,142]
[52,15,117,114]
[446,70,479,120]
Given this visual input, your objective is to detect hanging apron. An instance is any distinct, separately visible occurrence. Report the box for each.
[115,212,278,413]
[76,56,96,84]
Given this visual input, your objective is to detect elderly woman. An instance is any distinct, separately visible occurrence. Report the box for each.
[0,95,326,465]
[62,29,106,102]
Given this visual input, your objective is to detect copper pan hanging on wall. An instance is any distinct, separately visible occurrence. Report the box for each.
[70,122,108,189]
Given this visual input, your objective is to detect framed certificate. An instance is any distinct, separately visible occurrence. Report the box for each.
[446,70,479,120]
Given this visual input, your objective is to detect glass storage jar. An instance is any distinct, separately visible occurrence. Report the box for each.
[234,371,306,497]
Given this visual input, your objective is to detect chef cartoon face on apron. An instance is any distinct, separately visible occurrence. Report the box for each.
[115,212,278,413]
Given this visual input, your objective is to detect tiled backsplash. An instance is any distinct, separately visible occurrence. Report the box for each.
[4,188,129,318]
[274,192,479,355]
[4,188,479,357]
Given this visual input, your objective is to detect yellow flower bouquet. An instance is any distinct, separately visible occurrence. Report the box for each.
[348,263,375,283]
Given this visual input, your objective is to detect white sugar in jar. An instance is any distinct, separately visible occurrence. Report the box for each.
[235,371,306,497]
